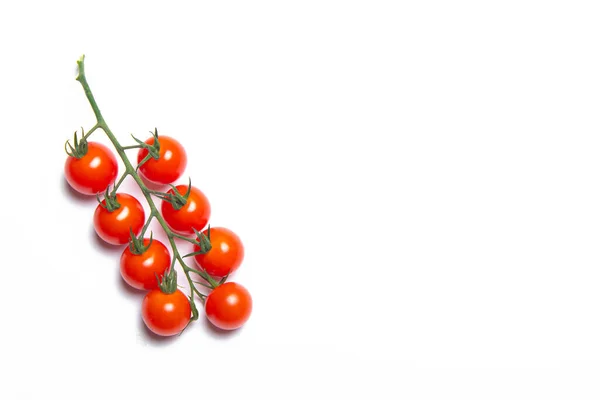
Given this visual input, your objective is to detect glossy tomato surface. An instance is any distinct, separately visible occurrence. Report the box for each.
[65,142,118,195]
[205,282,252,330]
[142,289,191,336]
[120,239,171,290]
[94,193,145,245]
[161,185,210,236]
[193,227,244,278]
[137,135,187,185]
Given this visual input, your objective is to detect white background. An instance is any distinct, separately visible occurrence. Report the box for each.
[1,0,600,398]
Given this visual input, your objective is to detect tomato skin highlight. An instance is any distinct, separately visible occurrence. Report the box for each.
[120,239,171,290]
[137,135,187,185]
[142,289,191,336]
[205,282,252,330]
[93,193,145,245]
[64,142,118,195]
[161,185,211,236]
[193,227,244,278]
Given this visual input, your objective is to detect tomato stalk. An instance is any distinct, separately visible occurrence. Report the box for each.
[138,214,155,238]
[110,172,129,195]
[83,123,101,140]
[121,144,143,150]
[74,55,220,311]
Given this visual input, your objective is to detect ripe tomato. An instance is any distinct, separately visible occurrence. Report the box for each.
[137,135,187,185]
[205,282,252,330]
[142,289,191,336]
[94,193,145,245]
[193,227,244,278]
[120,239,171,290]
[161,185,211,236]
[64,142,118,195]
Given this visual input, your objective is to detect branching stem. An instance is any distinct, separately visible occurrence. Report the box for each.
[75,55,215,314]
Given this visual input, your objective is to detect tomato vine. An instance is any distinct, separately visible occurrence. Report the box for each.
[72,55,223,328]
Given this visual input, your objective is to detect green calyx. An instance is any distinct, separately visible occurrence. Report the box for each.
[183,226,212,258]
[65,128,88,158]
[128,230,153,255]
[152,178,192,210]
[133,128,161,168]
[158,268,178,294]
[197,226,212,253]
[168,183,190,210]
[97,187,121,212]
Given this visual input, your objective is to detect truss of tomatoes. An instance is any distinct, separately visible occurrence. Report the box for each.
[65,130,252,337]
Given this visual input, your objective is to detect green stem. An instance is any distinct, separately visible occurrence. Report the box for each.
[146,189,170,200]
[140,212,155,238]
[186,266,220,288]
[122,145,143,150]
[76,57,105,125]
[111,171,129,196]
[192,280,215,289]
[84,123,100,140]
[171,232,199,245]
[75,55,214,313]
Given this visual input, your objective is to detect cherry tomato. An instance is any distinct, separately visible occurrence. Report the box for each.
[137,135,187,185]
[193,227,244,278]
[142,289,191,336]
[120,239,171,290]
[205,282,252,330]
[161,185,211,236]
[64,142,118,195]
[94,193,145,245]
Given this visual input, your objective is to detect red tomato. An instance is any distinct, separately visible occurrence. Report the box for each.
[120,239,171,290]
[64,142,118,195]
[193,227,244,278]
[94,193,145,245]
[161,185,211,236]
[142,289,191,336]
[205,282,252,330]
[137,135,187,185]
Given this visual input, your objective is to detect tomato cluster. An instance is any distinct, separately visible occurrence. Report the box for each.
[65,132,252,337]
